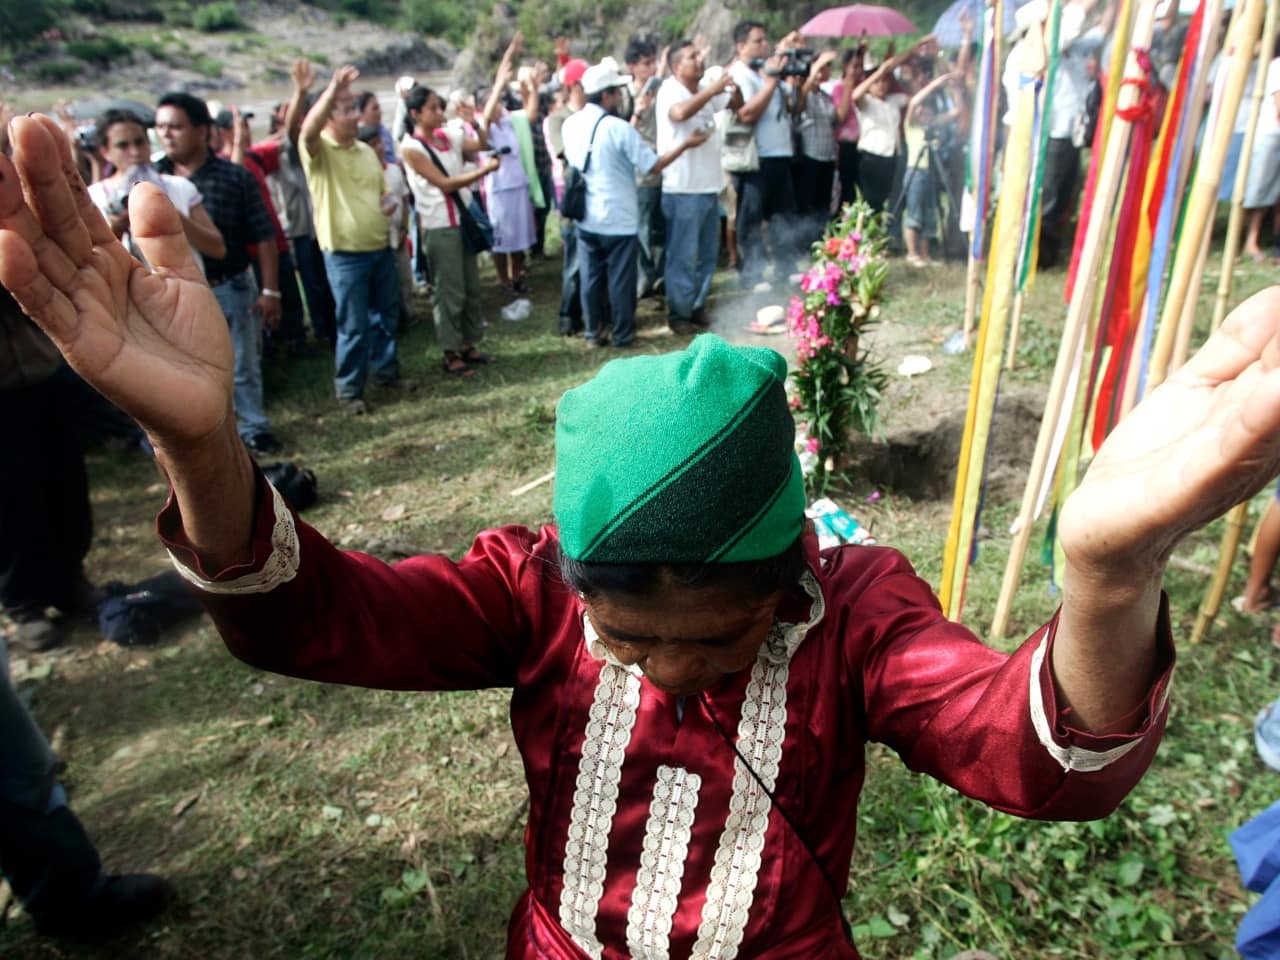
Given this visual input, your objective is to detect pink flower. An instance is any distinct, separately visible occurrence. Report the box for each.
[824,237,844,256]
[805,437,820,455]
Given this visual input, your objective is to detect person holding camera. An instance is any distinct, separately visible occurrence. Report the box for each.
[902,69,962,267]
[562,61,710,347]
[656,41,740,334]
[728,22,803,292]
[619,36,666,301]
[792,49,840,235]
[86,110,225,271]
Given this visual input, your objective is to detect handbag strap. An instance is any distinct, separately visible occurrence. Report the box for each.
[582,111,608,174]
[412,133,466,223]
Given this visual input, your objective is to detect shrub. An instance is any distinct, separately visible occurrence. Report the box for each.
[33,58,87,82]
[193,56,224,78]
[65,35,131,64]
[192,1,245,32]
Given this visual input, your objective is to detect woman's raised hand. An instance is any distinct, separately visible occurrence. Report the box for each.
[0,115,234,454]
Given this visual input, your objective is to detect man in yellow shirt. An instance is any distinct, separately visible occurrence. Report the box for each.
[298,63,417,414]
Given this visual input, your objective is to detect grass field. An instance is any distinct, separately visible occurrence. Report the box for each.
[3,236,1278,959]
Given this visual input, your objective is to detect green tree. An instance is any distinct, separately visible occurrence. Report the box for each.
[0,0,63,49]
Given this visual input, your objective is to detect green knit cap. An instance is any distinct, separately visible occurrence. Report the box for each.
[554,334,805,564]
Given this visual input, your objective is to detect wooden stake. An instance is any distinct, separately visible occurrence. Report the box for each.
[1191,501,1250,644]
[510,470,555,497]
[1213,0,1280,333]
[963,251,981,349]
[990,0,1159,639]
[1171,226,1213,370]
[1005,291,1026,370]
[1146,0,1265,390]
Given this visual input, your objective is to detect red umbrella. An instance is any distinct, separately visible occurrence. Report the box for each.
[799,4,918,37]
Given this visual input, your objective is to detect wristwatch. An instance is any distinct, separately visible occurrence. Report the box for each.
[261,288,282,299]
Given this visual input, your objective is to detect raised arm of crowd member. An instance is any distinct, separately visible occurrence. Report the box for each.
[793,49,839,114]
[852,36,935,104]
[955,9,977,78]
[835,46,866,123]
[228,105,249,167]
[301,63,359,159]
[481,34,523,133]
[906,70,962,124]
[666,53,737,122]
[285,58,315,148]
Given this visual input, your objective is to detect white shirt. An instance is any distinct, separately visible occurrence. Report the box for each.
[89,171,203,268]
[563,103,657,236]
[383,161,410,249]
[401,129,471,232]
[656,76,729,194]
[1266,59,1280,137]
[855,94,907,158]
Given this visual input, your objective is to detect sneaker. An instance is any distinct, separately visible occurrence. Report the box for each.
[11,615,60,652]
[36,873,175,943]
[244,432,283,455]
[691,306,710,328]
[668,319,698,336]
[374,378,420,393]
[338,398,368,416]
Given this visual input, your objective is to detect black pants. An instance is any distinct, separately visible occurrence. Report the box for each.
[794,156,836,249]
[0,374,93,620]
[838,141,861,207]
[858,151,896,216]
[253,249,307,350]
[734,156,800,286]
[1039,137,1082,268]
[291,234,337,343]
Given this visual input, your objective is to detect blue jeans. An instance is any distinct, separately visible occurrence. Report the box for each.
[559,220,582,335]
[211,269,271,439]
[636,184,665,298]
[0,637,103,918]
[661,192,719,323]
[323,248,402,401]
[578,231,639,346]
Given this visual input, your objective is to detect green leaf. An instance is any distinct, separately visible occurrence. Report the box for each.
[1116,854,1145,887]
[867,914,897,938]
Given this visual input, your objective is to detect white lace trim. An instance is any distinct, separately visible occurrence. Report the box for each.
[691,573,825,960]
[626,765,703,960]
[558,659,642,960]
[1028,625,1169,773]
[167,481,300,595]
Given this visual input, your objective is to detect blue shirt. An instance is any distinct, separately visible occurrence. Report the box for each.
[562,104,658,236]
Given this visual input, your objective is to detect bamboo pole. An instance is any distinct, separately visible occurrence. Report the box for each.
[1191,501,1251,643]
[963,251,981,348]
[1212,0,1280,332]
[990,0,1160,639]
[1146,0,1265,390]
[1171,225,1213,369]
[1005,291,1026,370]
[1191,0,1280,643]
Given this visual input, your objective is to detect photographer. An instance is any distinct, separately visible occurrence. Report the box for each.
[619,36,666,300]
[902,69,962,266]
[792,49,840,233]
[729,22,804,292]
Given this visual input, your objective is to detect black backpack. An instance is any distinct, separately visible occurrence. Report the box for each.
[559,113,607,221]
[261,461,318,511]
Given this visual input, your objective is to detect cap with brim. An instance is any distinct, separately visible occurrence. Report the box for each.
[581,62,631,96]
[554,334,805,564]
[562,59,589,89]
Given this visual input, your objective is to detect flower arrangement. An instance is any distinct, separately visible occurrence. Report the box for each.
[788,200,889,492]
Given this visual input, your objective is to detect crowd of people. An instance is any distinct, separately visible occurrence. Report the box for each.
[0,2,1279,948]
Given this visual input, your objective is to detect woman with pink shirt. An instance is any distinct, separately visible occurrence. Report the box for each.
[832,49,866,208]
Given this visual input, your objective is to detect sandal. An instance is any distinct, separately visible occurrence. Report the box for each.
[461,347,493,365]
[442,352,477,377]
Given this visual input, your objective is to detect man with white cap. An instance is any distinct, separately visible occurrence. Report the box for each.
[561,60,710,347]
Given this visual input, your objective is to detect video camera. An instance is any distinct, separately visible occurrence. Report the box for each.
[750,47,816,79]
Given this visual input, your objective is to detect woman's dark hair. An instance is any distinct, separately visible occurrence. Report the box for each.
[95,109,147,146]
[558,537,808,603]
[402,85,436,139]
[355,90,378,114]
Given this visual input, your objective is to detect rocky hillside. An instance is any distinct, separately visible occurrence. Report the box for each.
[5,2,456,98]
